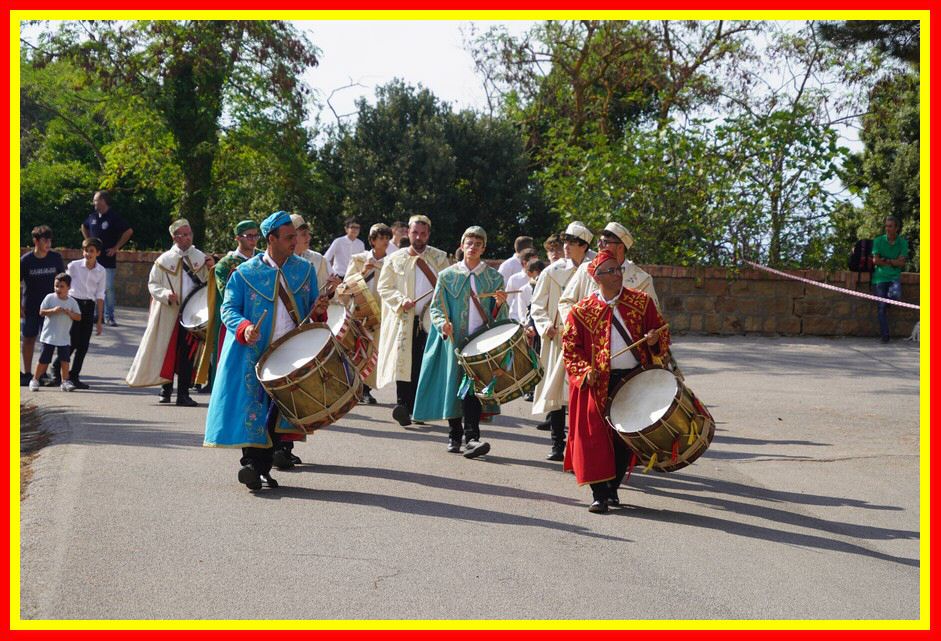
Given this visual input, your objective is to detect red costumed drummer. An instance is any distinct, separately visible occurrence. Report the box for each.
[561,249,671,514]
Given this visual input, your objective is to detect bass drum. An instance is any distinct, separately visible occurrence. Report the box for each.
[180,282,209,341]
[334,272,381,333]
[605,367,715,473]
[456,320,543,404]
[255,323,362,432]
[326,303,377,382]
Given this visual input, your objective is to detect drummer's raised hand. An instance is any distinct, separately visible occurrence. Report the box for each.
[402,298,416,311]
[168,292,180,306]
[492,290,508,306]
[645,327,662,346]
[312,294,330,317]
[204,255,215,270]
[245,323,261,344]
[441,321,453,340]
[583,370,598,388]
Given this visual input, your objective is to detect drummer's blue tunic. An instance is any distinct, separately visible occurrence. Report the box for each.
[412,263,507,421]
[204,254,315,448]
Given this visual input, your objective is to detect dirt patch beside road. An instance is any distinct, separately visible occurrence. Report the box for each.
[20,402,51,500]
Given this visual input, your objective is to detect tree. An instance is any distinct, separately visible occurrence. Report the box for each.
[25,20,319,245]
[324,80,551,256]
[817,20,920,66]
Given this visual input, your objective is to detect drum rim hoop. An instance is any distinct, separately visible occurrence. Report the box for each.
[255,322,338,384]
[604,366,682,434]
[458,318,525,353]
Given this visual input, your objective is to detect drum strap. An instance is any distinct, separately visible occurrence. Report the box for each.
[275,277,302,327]
[181,257,203,287]
[412,253,438,288]
[609,310,634,350]
[469,284,490,326]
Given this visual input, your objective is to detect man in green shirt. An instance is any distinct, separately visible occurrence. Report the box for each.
[872,215,909,343]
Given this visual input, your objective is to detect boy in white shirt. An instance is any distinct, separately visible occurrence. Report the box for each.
[29,273,82,391]
[57,238,106,389]
[324,217,365,278]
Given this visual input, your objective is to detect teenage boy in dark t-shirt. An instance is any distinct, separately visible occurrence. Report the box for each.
[20,225,65,385]
[81,190,133,326]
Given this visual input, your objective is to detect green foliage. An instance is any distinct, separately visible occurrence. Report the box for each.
[323,80,552,256]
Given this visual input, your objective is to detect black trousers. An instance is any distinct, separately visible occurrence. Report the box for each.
[549,407,567,444]
[448,394,483,442]
[68,298,97,379]
[589,368,634,501]
[241,401,278,474]
[395,317,427,413]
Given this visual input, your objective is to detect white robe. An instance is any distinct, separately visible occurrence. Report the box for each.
[297,248,331,292]
[126,245,211,387]
[344,249,386,388]
[529,257,586,414]
[557,258,658,327]
[375,245,450,388]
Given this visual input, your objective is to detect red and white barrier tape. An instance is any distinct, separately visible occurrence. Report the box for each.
[743,261,920,310]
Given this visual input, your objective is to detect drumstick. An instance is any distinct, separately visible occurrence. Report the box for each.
[610,323,670,360]
[475,290,523,299]
[412,288,433,305]
[248,309,268,339]
[436,288,453,343]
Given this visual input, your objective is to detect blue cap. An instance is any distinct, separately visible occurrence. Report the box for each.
[260,211,292,238]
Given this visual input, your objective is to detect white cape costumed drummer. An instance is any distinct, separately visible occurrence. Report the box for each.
[203,210,328,491]
[126,218,214,407]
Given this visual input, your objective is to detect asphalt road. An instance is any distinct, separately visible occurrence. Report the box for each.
[18,306,923,623]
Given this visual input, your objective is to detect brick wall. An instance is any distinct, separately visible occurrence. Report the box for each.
[29,249,919,337]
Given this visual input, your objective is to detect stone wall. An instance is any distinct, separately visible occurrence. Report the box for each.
[28,249,919,338]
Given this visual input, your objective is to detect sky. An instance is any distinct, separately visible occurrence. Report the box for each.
[296,20,536,127]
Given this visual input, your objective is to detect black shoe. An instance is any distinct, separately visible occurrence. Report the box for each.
[21,372,31,386]
[366,392,378,405]
[288,453,303,465]
[607,491,621,507]
[272,449,295,470]
[535,420,551,431]
[523,392,534,402]
[176,395,198,407]
[880,335,890,343]
[447,439,462,453]
[71,379,90,390]
[589,500,608,514]
[238,465,262,491]
[392,404,412,426]
[106,318,118,327]
[260,473,279,489]
[546,448,564,462]
[159,384,172,403]
[462,440,490,459]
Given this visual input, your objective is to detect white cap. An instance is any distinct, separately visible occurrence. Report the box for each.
[562,221,593,245]
[603,222,634,251]
[290,214,308,230]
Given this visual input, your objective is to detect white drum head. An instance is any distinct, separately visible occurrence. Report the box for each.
[181,287,209,328]
[326,303,348,335]
[608,368,678,434]
[462,323,520,356]
[259,327,331,381]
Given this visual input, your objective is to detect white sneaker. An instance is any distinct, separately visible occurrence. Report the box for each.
[61,380,76,392]
[29,379,40,392]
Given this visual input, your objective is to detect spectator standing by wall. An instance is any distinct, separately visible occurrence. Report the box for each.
[872,215,910,343]
[81,190,133,326]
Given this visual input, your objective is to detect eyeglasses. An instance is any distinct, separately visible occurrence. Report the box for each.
[598,237,622,246]
[594,266,623,276]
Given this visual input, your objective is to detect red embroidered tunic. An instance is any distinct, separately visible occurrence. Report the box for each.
[561,287,669,485]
